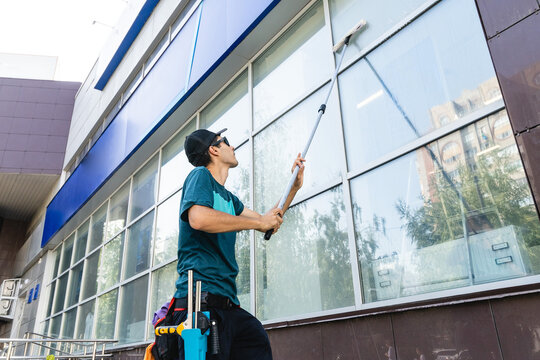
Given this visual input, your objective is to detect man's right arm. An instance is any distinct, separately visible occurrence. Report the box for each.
[188,205,283,234]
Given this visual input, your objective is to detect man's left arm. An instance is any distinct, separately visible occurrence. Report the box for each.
[275,153,305,214]
[240,153,305,219]
[239,208,262,220]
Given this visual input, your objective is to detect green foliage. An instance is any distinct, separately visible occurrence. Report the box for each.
[313,189,354,310]
[397,148,540,249]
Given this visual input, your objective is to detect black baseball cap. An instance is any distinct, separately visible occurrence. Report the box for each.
[184,128,227,166]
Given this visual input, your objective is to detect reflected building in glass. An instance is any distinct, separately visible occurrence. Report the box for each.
[3,0,540,359]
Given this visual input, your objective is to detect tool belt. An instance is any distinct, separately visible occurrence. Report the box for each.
[175,292,239,311]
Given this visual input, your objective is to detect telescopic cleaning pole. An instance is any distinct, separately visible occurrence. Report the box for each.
[264,19,367,241]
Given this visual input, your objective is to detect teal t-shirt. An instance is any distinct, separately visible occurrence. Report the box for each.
[174,166,244,304]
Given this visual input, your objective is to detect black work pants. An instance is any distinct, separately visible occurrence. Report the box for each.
[174,307,272,360]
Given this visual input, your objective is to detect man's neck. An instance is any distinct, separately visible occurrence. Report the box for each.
[206,163,229,186]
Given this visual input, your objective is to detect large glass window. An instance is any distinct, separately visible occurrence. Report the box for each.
[130,156,158,221]
[61,308,77,339]
[200,70,249,146]
[88,203,108,252]
[254,85,342,213]
[53,273,68,314]
[124,211,154,280]
[95,289,118,339]
[338,0,500,172]
[118,276,149,344]
[154,193,181,266]
[81,250,100,300]
[45,282,56,318]
[147,263,176,340]
[106,182,130,240]
[75,300,95,340]
[351,112,540,303]
[66,263,84,307]
[159,120,196,201]
[73,221,89,263]
[256,187,354,320]
[60,235,74,274]
[253,1,332,129]
[98,233,124,292]
[328,0,426,62]
[49,315,62,337]
[52,249,61,278]
[225,146,251,310]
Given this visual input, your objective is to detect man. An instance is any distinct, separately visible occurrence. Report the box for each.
[174,127,304,359]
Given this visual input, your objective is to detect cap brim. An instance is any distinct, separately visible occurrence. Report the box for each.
[215,128,227,135]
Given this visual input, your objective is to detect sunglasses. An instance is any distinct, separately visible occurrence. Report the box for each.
[211,137,230,147]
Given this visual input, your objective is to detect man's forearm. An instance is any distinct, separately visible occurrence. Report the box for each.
[188,205,260,233]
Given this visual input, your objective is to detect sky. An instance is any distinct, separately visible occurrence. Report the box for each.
[0,0,129,81]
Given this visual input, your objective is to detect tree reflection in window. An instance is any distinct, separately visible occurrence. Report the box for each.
[352,111,540,303]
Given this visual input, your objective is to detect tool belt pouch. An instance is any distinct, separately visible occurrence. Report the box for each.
[152,298,185,360]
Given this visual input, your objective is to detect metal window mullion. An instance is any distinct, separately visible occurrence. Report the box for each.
[58,310,66,342]
[127,190,157,226]
[49,274,63,320]
[150,257,177,273]
[249,0,319,67]
[145,270,154,342]
[128,154,161,225]
[93,287,120,339]
[103,197,112,253]
[76,294,96,309]
[156,187,182,212]
[112,286,122,342]
[120,224,130,285]
[248,62,257,315]
[118,265,153,287]
[37,252,58,333]
[251,78,331,137]
[144,268,154,342]
[72,229,80,268]
[72,301,82,343]
[116,180,133,308]
[85,208,95,257]
[145,180,160,340]
[159,114,196,163]
[90,289,99,340]
[347,100,505,182]
[322,0,363,308]
[64,270,75,313]
[71,256,85,270]
[197,65,250,117]
[57,244,65,283]
[151,149,163,269]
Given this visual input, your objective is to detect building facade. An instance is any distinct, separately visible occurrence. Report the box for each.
[0,76,79,338]
[3,0,540,359]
